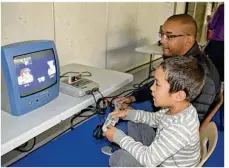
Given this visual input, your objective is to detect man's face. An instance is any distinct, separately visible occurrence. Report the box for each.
[150,66,176,107]
[160,20,189,57]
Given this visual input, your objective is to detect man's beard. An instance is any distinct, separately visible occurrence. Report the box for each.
[162,54,181,60]
[162,55,170,60]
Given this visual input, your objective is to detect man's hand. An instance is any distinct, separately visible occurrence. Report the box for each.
[121,103,134,110]
[115,96,136,104]
[103,125,118,142]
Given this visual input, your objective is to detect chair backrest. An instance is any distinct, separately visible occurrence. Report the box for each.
[197,122,218,167]
[199,90,223,132]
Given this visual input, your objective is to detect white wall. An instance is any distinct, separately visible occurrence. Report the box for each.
[174,2,186,14]
[54,3,107,68]
[1,2,175,72]
[1,3,54,43]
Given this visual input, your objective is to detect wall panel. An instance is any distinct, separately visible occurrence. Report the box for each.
[1,2,174,71]
[54,3,107,67]
[106,3,138,71]
[135,3,161,66]
[1,2,54,45]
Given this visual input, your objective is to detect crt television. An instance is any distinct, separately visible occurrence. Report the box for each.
[1,40,60,116]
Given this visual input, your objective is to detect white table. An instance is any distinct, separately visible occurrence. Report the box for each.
[1,63,133,156]
[135,43,163,78]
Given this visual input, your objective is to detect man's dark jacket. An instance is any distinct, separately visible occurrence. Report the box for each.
[132,42,221,122]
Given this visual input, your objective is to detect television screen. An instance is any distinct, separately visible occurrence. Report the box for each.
[13,49,57,97]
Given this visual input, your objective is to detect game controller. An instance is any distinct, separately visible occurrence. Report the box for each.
[102,101,121,132]
[102,113,119,132]
[114,101,121,110]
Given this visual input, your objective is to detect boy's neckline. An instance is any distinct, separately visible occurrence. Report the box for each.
[167,103,191,116]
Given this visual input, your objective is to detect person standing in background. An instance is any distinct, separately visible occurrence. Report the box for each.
[204,3,224,81]
[206,15,213,40]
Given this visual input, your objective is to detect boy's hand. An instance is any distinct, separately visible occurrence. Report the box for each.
[103,125,117,142]
[111,110,128,119]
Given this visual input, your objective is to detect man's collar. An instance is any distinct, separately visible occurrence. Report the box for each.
[183,42,201,57]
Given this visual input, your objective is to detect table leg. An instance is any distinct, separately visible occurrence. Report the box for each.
[148,54,155,79]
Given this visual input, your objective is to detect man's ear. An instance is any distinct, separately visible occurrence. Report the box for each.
[185,36,195,46]
[185,36,193,46]
[175,90,186,102]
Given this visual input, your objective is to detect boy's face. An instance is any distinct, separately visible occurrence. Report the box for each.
[150,66,176,107]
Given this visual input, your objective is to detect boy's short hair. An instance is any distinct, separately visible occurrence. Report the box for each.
[160,56,206,101]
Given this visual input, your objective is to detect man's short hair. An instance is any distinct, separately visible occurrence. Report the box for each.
[167,14,197,38]
[160,56,205,101]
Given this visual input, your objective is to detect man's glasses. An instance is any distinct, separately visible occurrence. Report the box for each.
[158,32,189,40]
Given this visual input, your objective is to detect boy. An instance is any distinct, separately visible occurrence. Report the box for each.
[103,56,206,167]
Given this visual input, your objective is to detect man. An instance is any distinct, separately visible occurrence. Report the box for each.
[117,14,220,122]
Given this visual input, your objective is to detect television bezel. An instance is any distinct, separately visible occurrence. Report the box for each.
[1,40,60,116]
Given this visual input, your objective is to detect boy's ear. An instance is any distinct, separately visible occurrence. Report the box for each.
[175,91,186,102]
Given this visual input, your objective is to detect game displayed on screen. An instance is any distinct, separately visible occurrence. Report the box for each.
[14,49,57,97]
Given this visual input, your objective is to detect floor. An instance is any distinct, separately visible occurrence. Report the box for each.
[10,63,224,167]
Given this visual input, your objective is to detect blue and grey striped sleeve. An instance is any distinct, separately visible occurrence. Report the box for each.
[113,123,192,167]
[124,109,166,127]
